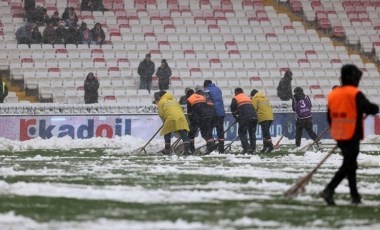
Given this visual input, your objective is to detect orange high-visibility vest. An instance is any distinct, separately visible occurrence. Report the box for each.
[187,93,206,106]
[235,93,252,107]
[328,85,360,140]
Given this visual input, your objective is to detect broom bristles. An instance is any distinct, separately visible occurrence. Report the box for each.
[284,173,313,198]
[284,146,338,198]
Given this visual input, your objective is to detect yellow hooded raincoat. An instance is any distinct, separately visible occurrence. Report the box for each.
[157,92,190,136]
[251,91,274,123]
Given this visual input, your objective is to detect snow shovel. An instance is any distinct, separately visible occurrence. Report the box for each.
[223,136,240,154]
[132,124,163,154]
[189,121,239,153]
[274,118,293,149]
[284,145,338,198]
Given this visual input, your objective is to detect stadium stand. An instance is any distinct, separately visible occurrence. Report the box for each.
[0,0,379,105]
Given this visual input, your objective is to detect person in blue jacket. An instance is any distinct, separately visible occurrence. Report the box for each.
[203,80,226,153]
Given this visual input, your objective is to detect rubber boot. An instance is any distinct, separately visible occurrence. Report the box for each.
[265,140,274,153]
[189,139,195,154]
[319,188,336,206]
[260,140,268,153]
[206,140,216,154]
[351,194,362,205]
[183,142,191,155]
[161,143,171,155]
[218,140,225,153]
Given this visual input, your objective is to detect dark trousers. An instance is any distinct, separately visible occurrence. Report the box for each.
[260,120,272,140]
[139,77,152,93]
[212,116,225,141]
[295,117,318,147]
[327,139,360,198]
[164,130,189,144]
[238,119,258,151]
[188,118,213,141]
[158,79,169,91]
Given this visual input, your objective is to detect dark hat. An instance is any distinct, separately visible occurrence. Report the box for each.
[186,88,195,98]
[154,91,161,102]
[294,86,303,94]
[184,87,191,94]
[284,70,293,80]
[250,89,258,97]
[340,64,362,86]
[145,53,151,58]
[203,79,212,87]
[234,87,243,95]
[161,59,167,63]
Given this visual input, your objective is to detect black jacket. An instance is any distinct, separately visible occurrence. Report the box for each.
[230,93,257,121]
[84,76,99,104]
[277,71,293,101]
[138,60,155,80]
[187,92,215,126]
[66,27,81,44]
[156,65,172,82]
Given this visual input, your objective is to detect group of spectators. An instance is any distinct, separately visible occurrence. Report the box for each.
[138,54,173,94]
[17,1,106,46]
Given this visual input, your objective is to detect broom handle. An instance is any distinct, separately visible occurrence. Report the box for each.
[310,145,338,175]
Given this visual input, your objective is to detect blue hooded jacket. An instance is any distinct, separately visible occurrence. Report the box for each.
[204,83,225,117]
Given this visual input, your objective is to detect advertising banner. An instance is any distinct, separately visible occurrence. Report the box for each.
[0,113,375,141]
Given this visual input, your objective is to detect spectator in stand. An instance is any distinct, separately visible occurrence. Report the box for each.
[0,77,8,103]
[81,0,95,11]
[50,11,60,27]
[62,7,78,28]
[81,0,106,11]
[90,23,105,45]
[79,22,92,45]
[55,21,67,44]
[24,0,36,22]
[138,54,155,94]
[84,72,99,104]
[15,23,34,45]
[31,6,48,26]
[31,25,43,44]
[43,22,57,44]
[66,23,81,45]
[277,70,293,101]
[156,59,172,91]
[179,87,191,105]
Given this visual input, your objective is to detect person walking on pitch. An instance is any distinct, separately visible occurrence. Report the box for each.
[320,64,379,205]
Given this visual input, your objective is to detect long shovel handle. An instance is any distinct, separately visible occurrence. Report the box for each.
[136,124,163,154]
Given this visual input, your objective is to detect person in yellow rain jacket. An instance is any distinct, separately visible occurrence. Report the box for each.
[251,89,274,153]
[155,91,190,155]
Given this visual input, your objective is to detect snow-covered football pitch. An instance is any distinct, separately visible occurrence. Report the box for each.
[0,136,380,230]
